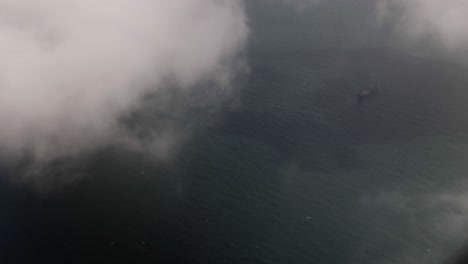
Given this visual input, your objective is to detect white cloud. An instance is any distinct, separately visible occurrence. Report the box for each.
[377,0,468,51]
[0,0,248,161]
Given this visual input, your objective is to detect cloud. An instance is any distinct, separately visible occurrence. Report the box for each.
[0,0,248,162]
[354,186,468,264]
[377,0,468,51]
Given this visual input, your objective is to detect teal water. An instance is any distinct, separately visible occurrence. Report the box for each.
[2,1,468,263]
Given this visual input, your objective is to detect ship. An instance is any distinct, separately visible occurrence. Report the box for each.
[357,85,379,101]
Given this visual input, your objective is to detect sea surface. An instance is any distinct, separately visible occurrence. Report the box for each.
[3,1,468,263]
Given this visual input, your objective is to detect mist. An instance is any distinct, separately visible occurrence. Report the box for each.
[377,0,468,51]
[0,0,248,163]
[273,0,468,52]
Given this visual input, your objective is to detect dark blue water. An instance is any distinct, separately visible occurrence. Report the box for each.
[3,1,468,263]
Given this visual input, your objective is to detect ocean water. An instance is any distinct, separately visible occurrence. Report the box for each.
[3,1,468,263]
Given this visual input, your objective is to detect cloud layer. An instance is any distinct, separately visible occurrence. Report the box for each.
[0,0,248,161]
[377,0,468,51]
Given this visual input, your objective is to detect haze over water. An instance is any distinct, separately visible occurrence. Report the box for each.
[2,1,468,263]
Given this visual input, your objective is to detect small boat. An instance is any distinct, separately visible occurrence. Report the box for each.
[357,85,379,101]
